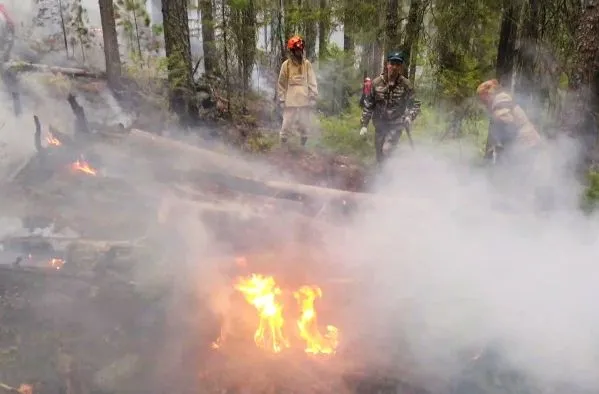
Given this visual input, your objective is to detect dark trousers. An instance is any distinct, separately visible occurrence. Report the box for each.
[374,123,403,164]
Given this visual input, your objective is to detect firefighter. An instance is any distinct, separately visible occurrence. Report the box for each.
[476,79,541,162]
[277,35,318,146]
[476,79,554,210]
[359,51,419,164]
[0,3,14,62]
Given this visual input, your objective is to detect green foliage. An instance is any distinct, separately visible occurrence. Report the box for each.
[65,0,94,62]
[431,0,501,104]
[115,0,153,62]
[316,44,361,115]
[317,102,374,163]
[245,131,277,153]
[582,171,599,212]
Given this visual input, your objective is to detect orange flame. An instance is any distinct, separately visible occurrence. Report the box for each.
[294,285,339,355]
[46,132,61,146]
[50,258,64,270]
[70,158,97,176]
[216,273,340,355]
[235,274,290,353]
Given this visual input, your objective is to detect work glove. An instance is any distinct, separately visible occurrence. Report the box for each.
[359,126,368,136]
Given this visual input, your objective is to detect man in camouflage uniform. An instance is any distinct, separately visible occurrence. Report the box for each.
[359,51,420,164]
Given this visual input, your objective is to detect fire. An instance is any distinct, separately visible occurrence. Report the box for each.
[235,274,290,353]
[70,158,97,175]
[50,258,64,270]
[217,273,340,355]
[46,132,61,146]
[294,286,339,355]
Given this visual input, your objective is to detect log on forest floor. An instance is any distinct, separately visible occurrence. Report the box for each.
[95,128,427,210]
[4,61,106,79]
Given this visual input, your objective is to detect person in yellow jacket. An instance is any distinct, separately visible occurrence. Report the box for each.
[476,79,554,210]
[277,35,318,146]
[476,79,541,162]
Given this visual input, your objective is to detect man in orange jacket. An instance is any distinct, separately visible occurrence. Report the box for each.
[277,35,318,146]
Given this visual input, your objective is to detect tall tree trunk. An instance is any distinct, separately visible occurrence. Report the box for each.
[98,0,121,88]
[515,0,540,101]
[408,42,418,82]
[340,0,354,111]
[200,0,216,75]
[283,0,296,39]
[385,0,399,55]
[303,0,317,61]
[486,0,520,158]
[343,0,353,53]
[161,0,199,126]
[317,0,329,59]
[495,0,519,87]
[560,1,599,164]
[239,0,256,112]
[400,0,427,77]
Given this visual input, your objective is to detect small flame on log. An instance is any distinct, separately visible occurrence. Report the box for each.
[46,132,61,146]
[50,258,65,270]
[70,157,97,176]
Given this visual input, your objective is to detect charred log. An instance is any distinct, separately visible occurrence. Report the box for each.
[33,115,42,153]
[4,61,105,78]
[67,94,91,134]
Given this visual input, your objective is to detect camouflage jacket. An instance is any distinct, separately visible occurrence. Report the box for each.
[360,74,417,128]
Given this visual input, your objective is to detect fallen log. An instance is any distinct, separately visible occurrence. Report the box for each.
[91,129,436,220]
[103,129,380,206]
[4,61,106,79]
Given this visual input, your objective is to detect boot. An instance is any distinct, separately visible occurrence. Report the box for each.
[300,136,307,146]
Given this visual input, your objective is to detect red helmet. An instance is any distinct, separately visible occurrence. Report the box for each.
[287,35,304,51]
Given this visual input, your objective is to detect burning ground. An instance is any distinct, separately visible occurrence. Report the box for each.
[0,69,401,393]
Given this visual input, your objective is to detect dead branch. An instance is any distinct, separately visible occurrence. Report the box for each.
[67,94,91,134]
[33,115,42,153]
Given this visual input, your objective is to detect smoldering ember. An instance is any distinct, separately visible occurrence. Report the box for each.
[0,0,599,393]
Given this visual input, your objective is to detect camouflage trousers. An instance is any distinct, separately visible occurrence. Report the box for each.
[374,122,406,164]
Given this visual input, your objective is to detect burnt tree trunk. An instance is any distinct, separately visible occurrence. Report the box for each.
[485,0,520,157]
[303,0,317,61]
[340,0,354,111]
[401,0,426,76]
[515,0,540,102]
[385,0,400,54]
[560,1,599,165]
[495,0,519,87]
[318,0,329,59]
[161,0,199,126]
[200,0,216,75]
[342,0,354,54]
[98,0,121,88]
